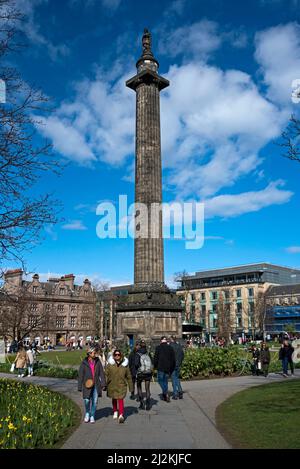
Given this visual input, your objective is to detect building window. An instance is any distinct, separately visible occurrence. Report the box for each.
[28,316,37,327]
[248,302,254,314]
[201,305,206,317]
[236,289,242,298]
[56,316,65,328]
[84,290,88,297]
[224,290,230,300]
[201,292,206,301]
[211,291,218,301]
[30,304,38,312]
[236,316,243,328]
[237,302,243,314]
[57,304,64,313]
[190,293,195,302]
[81,317,90,328]
[248,288,254,297]
[33,286,37,294]
[59,288,65,295]
[70,317,76,328]
[70,305,76,313]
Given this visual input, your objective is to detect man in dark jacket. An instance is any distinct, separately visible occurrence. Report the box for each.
[279,339,294,377]
[78,347,106,423]
[154,336,176,402]
[169,336,184,399]
[260,342,271,377]
[251,345,260,376]
[128,342,140,399]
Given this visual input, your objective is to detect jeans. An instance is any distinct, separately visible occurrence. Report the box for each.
[171,367,182,395]
[84,387,98,418]
[28,364,33,375]
[157,370,169,395]
[282,357,289,375]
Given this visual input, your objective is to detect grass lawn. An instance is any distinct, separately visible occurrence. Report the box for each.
[216,379,300,449]
[6,350,86,367]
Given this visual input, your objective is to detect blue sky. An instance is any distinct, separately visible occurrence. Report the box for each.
[8,0,300,286]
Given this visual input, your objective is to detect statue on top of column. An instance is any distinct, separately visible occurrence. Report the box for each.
[142,28,152,55]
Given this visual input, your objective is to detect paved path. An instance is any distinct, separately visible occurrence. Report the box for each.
[1,370,299,449]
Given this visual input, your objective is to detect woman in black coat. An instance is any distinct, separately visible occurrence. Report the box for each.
[78,347,106,423]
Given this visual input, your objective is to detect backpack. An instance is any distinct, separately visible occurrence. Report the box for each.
[137,353,153,374]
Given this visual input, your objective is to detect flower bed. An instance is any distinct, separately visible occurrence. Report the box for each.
[0,378,80,449]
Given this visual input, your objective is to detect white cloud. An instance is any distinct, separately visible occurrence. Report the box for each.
[255,22,300,105]
[204,181,293,218]
[158,20,221,60]
[69,0,121,10]
[62,220,88,230]
[36,21,298,219]
[286,246,300,253]
[16,0,70,60]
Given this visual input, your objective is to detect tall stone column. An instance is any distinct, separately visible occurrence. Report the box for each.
[126,29,169,288]
[116,29,182,343]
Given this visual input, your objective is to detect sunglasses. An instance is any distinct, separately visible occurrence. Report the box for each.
[114,353,121,356]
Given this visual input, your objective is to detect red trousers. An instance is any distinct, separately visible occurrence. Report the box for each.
[112,399,124,415]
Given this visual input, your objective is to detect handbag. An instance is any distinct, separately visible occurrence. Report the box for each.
[10,363,15,372]
[85,378,94,389]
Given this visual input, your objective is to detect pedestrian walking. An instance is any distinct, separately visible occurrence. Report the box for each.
[135,340,153,410]
[279,339,290,378]
[14,346,28,377]
[259,342,270,377]
[78,346,106,423]
[106,349,133,423]
[169,336,184,399]
[251,345,260,376]
[287,341,295,376]
[26,346,34,377]
[153,336,176,402]
[128,342,140,400]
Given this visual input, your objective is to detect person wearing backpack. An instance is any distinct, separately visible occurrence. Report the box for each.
[169,336,184,399]
[135,340,153,410]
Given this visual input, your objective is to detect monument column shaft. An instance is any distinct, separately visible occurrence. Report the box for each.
[134,82,164,286]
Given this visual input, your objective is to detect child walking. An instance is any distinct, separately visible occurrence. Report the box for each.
[106,349,133,423]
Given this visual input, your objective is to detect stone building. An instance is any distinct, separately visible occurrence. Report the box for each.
[1,269,96,346]
[177,263,300,340]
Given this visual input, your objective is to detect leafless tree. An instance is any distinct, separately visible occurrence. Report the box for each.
[0,0,62,273]
[217,290,234,345]
[252,291,267,338]
[279,114,300,163]
[0,283,55,341]
[174,270,190,322]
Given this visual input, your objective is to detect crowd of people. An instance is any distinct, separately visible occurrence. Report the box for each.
[250,339,295,377]
[11,343,40,378]
[77,335,185,424]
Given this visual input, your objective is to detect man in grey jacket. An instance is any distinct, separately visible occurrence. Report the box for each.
[169,336,184,399]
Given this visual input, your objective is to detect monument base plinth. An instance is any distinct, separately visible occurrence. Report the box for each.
[115,287,182,344]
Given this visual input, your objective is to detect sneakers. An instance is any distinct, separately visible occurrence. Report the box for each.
[90,416,95,424]
[118,415,124,424]
[163,393,170,402]
[172,394,178,400]
[283,373,289,378]
[178,392,183,399]
[21,374,25,378]
[113,411,118,419]
[84,413,90,423]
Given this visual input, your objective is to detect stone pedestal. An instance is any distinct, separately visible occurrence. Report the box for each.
[116,286,182,343]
